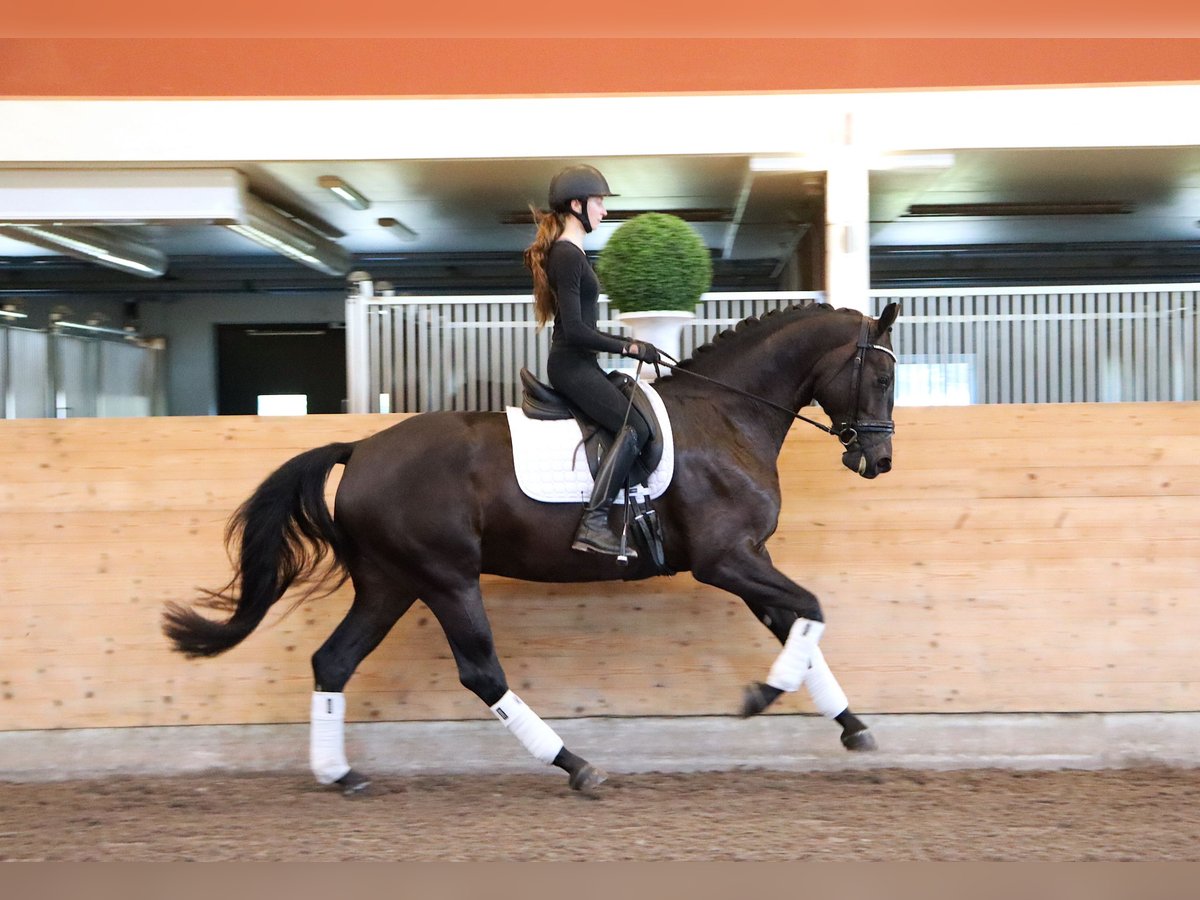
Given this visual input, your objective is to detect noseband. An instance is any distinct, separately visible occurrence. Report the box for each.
[831,318,897,447]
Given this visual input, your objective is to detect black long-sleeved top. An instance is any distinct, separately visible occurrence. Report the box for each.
[547,241,628,356]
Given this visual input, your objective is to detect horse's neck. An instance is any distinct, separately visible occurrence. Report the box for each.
[672,314,854,454]
[709,316,848,411]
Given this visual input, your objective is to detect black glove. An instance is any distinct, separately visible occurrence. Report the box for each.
[624,340,662,366]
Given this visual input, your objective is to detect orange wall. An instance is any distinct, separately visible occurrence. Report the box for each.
[2,38,1200,98]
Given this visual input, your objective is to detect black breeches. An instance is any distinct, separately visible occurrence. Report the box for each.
[547,349,652,450]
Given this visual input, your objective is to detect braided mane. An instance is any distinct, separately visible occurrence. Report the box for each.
[658,302,839,381]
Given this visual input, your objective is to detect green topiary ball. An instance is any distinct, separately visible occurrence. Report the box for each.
[596,212,713,314]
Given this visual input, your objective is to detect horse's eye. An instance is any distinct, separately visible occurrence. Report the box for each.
[876,375,892,389]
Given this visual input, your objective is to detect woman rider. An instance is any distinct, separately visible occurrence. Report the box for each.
[523,164,662,560]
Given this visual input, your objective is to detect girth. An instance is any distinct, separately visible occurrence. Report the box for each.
[518,366,664,485]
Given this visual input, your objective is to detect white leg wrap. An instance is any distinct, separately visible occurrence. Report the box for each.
[310,691,351,785]
[766,618,826,693]
[489,690,564,765]
[802,646,849,718]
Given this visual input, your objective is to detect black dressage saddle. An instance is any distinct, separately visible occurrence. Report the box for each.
[518,366,664,486]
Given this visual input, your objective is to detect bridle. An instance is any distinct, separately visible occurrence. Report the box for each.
[823,316,897,447]
[649,315,897,446]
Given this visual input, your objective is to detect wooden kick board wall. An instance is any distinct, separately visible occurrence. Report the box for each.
[1,403,1197,733]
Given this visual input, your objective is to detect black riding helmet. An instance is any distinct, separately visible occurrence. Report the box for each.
[548,164,618,234]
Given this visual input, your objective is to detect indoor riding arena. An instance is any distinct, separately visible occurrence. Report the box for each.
[3,401,1199,861]
[4,34,1200,863]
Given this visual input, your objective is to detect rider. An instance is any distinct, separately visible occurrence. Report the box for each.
[523,164,662,560]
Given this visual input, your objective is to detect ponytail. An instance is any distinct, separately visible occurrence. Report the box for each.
[523,206,565,329]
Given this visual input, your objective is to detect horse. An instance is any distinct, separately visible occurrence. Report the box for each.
[163,301,900,795]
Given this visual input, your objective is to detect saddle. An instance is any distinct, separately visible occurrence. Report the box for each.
[518,366,665,486]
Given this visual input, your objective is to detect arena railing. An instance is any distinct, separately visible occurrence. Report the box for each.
[0,321,165,419]
[348,284,1200,413]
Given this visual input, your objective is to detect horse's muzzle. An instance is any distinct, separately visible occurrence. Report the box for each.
[841,440,892,479]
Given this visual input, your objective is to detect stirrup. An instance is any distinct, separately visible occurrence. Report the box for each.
[571,507,637,564]
[616,491,635,565]
[571,529,638,564]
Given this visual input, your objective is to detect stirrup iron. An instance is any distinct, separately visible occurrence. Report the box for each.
[616,487,632,566]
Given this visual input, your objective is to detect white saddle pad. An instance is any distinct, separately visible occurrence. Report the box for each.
[505,380,675,504]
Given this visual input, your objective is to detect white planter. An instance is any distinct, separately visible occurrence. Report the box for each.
[616,310,695,379]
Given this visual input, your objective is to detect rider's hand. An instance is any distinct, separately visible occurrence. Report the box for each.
[624,341,662,366]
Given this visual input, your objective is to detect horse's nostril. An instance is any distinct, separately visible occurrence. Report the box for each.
[877,458,892,473]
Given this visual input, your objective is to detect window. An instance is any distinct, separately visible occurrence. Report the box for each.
[895,356,975,406]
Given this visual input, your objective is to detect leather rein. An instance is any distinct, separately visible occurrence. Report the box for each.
[648,317,897,446]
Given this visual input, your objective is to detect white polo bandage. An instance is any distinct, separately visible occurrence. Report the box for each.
[802,645,849,718]
[489,690,564,765]
[310,691,351,784]
[766,618,826,693]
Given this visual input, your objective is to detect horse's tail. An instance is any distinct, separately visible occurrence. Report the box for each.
[162,441,357,658]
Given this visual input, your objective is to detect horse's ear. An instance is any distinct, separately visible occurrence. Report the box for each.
[876,302,900,334]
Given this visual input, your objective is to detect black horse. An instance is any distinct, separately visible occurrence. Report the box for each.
[164,302,899,794]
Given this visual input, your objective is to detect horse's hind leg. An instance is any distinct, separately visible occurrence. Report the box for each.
[741,601,876,751]
[424,580,608,793]
[309,582,416,795]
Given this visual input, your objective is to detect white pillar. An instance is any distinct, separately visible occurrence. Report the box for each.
[344,273,372,414]
[824,157,871,314]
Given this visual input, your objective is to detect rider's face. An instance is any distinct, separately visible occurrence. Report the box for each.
[575,196,607,230]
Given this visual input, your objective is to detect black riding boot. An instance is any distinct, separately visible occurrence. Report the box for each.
[571,425,640,560]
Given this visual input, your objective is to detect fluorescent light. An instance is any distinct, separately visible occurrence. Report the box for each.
[378,216,418,241]
[54,320,137,337]
[750,152,956,173]
[0,308,27,319]
[227,194,353,276]
[0,224,167,277]
[749,155,826,173]
[319,175,370,211]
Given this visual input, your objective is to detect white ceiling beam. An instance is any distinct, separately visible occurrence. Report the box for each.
[3,85,1200,166]
[0,168,247,223]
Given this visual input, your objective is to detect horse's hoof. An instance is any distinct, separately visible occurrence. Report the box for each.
[740,681,782,718]
[336,769,372,796]
[841,728,878,752]
[569,764,608,794]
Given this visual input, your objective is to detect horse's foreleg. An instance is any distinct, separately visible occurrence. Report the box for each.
[694,544,823,691]
[426,581,607,793]
[310,585,414,795]
[741,601,876,750]
[695,543,877,751]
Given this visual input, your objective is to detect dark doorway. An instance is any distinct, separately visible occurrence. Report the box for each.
[216,323,346,415]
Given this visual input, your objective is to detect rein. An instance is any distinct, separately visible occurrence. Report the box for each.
[651,356,839,436]
[646,317,897,446]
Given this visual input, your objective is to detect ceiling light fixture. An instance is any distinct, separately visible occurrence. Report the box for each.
[0,169,349,276]
[377,217,419,241]
[903,201,1132,217]
[749,152,955,173]
[226,194,353,276]
[749,155,825,173]
[0,224,168,277]
[53,319,139,337]
[0,307,28,320]
[499,208,731,226]
[319,175,371,211]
